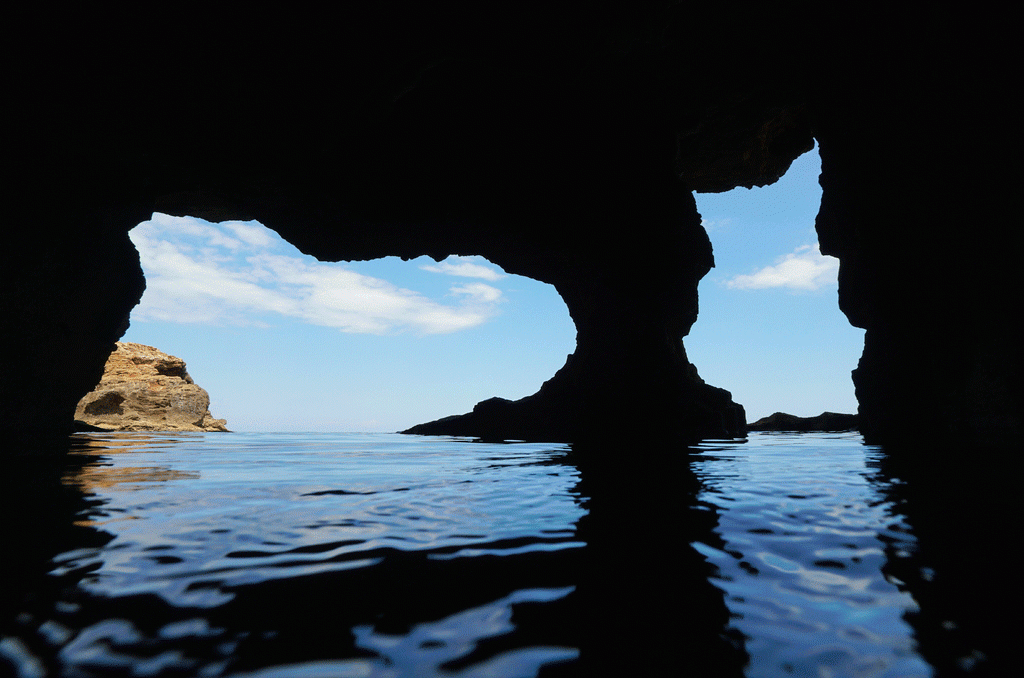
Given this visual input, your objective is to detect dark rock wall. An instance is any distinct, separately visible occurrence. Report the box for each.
[810,18,1021,444]
[3,212,148,447]
[5,5,1018,447]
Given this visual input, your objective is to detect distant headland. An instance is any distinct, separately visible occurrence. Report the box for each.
[747,412,858,432]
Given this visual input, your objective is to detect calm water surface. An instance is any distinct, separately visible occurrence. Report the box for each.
[0,432,999,676]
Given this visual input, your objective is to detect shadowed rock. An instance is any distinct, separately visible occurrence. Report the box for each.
[4,4,1019,449]
[74,342,229,432]
[748,412,858,433]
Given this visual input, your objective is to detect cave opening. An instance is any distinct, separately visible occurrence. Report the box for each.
[112,143,862,435]
[687,143,865,423]
[119,216,576,433]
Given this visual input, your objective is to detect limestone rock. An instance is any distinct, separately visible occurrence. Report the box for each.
[74,342,229,432]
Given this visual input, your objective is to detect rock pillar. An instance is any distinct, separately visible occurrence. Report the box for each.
[405,169,746,441]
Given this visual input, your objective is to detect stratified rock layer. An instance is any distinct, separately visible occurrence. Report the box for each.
[74,343,228,432]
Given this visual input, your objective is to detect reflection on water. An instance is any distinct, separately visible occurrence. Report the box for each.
[690,435,930,677]
[0,432,1009,676]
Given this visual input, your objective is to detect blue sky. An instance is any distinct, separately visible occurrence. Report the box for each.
[121,143,864,432]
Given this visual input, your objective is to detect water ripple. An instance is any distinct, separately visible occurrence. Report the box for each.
[50,435,580,607]
[691,432,931,678]
[0,431,962,675]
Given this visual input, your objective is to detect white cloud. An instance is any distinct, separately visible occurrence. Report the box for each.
[420,255,504,281]
[701,217,733,231]
[726,243,839,291]
[129,215,503,334]
[450,282,503,304]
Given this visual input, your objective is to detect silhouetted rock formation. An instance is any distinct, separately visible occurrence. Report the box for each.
[4,5,1019,448]
[404,359,746,442]
[74,343,228,432]
[748,412,858,433]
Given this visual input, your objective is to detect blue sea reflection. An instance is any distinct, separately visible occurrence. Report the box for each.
[1,431,982,676]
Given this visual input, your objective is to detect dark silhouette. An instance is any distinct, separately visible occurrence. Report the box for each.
[869,442,1018,676]
[747,412,858,432]
[4,5,1019,449]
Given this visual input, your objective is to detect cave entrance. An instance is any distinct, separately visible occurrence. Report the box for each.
[120,217,576,432]
[120,144,861,434]
[687,143,865,423]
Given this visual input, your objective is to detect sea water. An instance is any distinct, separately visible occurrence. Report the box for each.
[0,432,1000,676]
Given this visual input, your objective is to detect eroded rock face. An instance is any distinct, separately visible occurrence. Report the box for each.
[74,343,228,432]
[5,5,1019,448]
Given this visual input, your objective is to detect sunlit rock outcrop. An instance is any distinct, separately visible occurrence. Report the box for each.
[74,343,228,432]
[4,4,1018,448]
